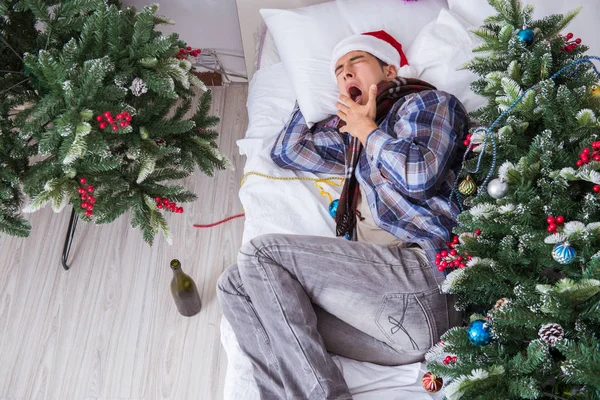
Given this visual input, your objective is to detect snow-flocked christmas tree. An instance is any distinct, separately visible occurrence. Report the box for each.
[423,1,600,399]
[1,0,231,244]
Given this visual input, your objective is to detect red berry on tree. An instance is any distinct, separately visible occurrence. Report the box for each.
[88,196,96,204]
[566,32,573,40]
[81,202,89,209]
[450,249,457,256]
[546,216,555,225]
[100,122,108,129]
[441,250,448,257]
[583,147,590,154]
[78,188,86,194]
[125,115,132,122]
[157,203,163,209]
[434,259,440,265]
[112,125,119,131]
[576,160,584,167]
[81,193,88,201]
[155,196,161,202]
[103,111,112,118]
[441,261,447,268]
[179,207,184,213]
[80,177,87,184]
[443,358,449,364]
[463,139,470,146]
[85,210,93,217]
[556,215,564,224]
[438,265,445,272]
[96,115,103,122]
[120,121,127,128]
[187,46,192,50]
[87,185,94,193]
[162,198,169,204]
[547,224,557,232]
[475,229,481,235]
[594,185,600,193]
[459,262,466,268]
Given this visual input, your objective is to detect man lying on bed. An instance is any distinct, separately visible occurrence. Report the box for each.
[217,30,468,399]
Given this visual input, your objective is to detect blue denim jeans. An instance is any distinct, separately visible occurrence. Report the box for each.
[217,233,463,399]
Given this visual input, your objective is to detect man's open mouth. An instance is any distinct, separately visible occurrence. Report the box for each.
[348,85,363,104]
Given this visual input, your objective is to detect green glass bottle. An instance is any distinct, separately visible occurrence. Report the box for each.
[170,259,202,317]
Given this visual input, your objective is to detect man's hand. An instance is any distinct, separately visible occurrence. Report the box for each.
[336,84,379,146]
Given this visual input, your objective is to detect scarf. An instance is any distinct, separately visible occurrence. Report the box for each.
[334,77,437,239]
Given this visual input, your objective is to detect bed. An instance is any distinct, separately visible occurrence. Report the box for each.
[222,0,600,398]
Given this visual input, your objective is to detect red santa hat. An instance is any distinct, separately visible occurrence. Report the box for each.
[330,30,408,79]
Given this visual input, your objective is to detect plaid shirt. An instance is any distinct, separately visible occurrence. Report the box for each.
[271,90,469,281]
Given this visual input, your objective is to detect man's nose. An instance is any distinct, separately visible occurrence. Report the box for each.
[343,70,353,80]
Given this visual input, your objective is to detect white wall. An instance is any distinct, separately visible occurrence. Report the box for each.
[122,0,247,79]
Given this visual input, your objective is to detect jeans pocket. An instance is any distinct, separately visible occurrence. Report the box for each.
[374,288,440,352]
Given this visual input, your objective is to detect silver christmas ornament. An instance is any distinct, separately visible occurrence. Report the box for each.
[487,178,509,199]
[130,77,148,96]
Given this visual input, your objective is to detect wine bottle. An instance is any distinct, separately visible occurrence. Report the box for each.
[170,259,202,317]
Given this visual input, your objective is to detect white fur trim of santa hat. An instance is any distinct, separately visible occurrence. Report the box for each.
[330,31,407,81]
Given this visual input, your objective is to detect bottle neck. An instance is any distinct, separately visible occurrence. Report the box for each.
[171,266,185,277]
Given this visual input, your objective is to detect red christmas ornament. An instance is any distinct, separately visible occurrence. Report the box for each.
[422,372,443,393]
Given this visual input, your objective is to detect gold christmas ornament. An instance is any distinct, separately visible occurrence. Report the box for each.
[458,175,477,196]
[591,84,600,96]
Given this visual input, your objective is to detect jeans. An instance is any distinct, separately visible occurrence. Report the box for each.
[216,233,463,399]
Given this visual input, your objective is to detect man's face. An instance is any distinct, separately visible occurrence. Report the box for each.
[334,51,397,105]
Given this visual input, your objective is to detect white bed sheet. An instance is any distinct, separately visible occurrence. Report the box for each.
[220,62,444,399]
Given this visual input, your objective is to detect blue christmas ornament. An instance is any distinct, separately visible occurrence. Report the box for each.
[552,242,576,264]
[517,28,535,45]
[345,233,351,240]
[467,319,491,346]
[329,199,339,218]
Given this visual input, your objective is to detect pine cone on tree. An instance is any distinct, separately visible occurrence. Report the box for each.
[538,323,564,346]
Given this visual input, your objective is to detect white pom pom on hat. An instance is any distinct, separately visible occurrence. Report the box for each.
[330,30,412,80]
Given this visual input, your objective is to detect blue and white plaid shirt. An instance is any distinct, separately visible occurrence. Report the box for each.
[271,90,469,281]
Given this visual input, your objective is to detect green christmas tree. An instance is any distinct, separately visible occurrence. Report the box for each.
[0,0,230,244]
[424,1,600,399]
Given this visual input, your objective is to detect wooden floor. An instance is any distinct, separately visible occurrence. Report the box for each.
[0,84,249,399]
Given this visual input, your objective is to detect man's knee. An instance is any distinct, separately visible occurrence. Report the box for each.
[238,233,281,262]
[216,263,242,296]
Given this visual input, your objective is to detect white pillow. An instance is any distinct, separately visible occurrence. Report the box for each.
[260,2,353,125]
[255,23,281,71]
[406,9,486,113]
[337,0,448,47]
[448,0,600,58]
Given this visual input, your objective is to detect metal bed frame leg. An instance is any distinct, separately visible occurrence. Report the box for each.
[61,208,78,270]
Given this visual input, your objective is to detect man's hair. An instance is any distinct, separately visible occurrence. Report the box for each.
[374,56,389,69]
